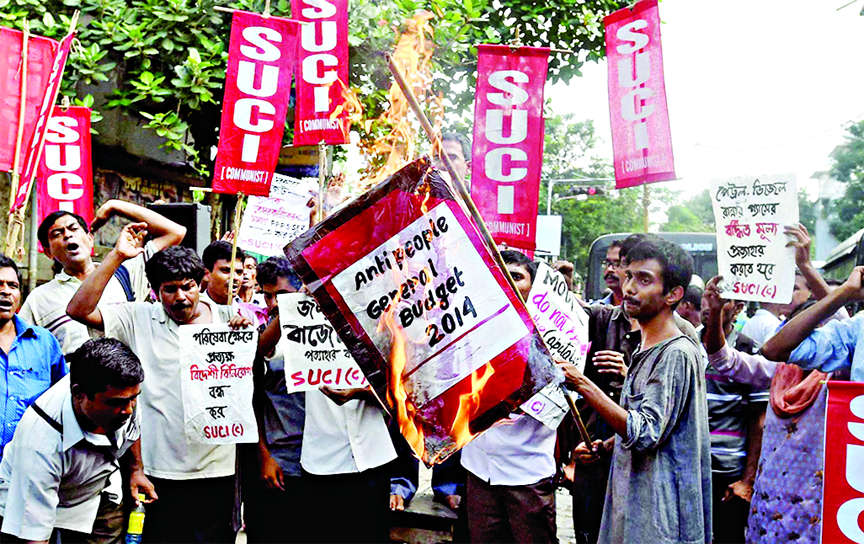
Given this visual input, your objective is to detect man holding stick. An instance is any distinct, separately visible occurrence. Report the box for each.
[559,238,711,544]
[67,228,253,543]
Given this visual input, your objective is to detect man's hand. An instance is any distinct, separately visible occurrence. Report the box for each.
[703,276,726,315]
[390,494,405,511]
[557,361,588,391]
[228,315,253,329]
[320,385,374,406]
[723,479,754,503]
[90,201,118,232]
[785,223,812,270]
[445,494,461,511]
[129,469,158,504]
[258,451,285,491]
[593,350,627,378]
[221,230,236,243]
[114,222,148,261]
[573,440,605,465]
[839,266,864,303]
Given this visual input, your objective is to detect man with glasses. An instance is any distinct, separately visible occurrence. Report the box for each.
[598,241,624,306]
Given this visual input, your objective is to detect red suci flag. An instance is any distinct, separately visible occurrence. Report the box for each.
[0,27,58,176]
[822,380,864,543]
[213,11,299,197]
[470,45,548,252]
[36,106,94,243]
[604,0,675,189]
[292,0,349,146]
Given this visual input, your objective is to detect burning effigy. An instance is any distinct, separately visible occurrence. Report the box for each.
[283,158,560,465]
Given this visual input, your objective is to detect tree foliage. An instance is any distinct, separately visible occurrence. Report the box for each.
[830,120,864,241]
[660,189,713,233]
[0,0,626,176]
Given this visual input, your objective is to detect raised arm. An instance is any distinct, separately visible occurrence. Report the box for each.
[763,266,864,362]
[703,276,728,356]
[91,200,186,251]
[786,223,831,301]
[67,223,148,331]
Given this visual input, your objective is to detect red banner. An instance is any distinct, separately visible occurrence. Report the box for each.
[604,0,675,189]
[283,159,558,465]
[36,106,93,239]
[0,28,58,175]
[823,381,864,543]
[292,0,349,146]
[213,11,298,196]
[470,45,548,251]
[13,30,74,211]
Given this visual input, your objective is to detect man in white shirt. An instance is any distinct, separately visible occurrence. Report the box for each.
[201,241,265,325]
[461,250,558,544]
[0,337,149,543]
[67,226,253,543]
[20,201,186,354]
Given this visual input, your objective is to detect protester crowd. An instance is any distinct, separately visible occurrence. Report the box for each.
[0,136,858,544]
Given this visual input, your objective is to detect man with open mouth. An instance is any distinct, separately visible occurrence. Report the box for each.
[19,201,186,354]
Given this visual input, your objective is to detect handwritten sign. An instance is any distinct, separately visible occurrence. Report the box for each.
[520,263,588,428]
[238,191,311,257]
[711,175,798,303]
[179,324,259,444]
[278,292,368,392]
[284,158,559,464]
[269,172,315,200]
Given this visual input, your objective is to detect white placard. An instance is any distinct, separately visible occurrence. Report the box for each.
[269,172,315,199]
[238,192,312,257]
[278,292,368,392]
[520,263,589,428]
[711,175,798,303]
[179,324,259,444]
[330,202,529,407]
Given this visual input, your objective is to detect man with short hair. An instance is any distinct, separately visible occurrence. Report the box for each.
[67,226,253,543]
[678,284,704,330]
[202,241,264,325]
[598,240,624,305]
[559,239,711,544]
[436,132,471,187]
[20,201,186,353]
[0,255,67,465]
[461,249,558,544]
[0,338,150,543]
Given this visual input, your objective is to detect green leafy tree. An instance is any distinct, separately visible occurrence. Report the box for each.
[540,113,640,274]
[660,189,713,232]
[0,0,626,177]
[829,120,864,241]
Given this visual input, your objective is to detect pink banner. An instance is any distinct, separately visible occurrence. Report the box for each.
[36,106,93,244]
[213,11,298,196]
[0,28,58,175]
[604,0,675,189]
[470,45,548,251]
[292,0,349,146]
[822,381,864,543]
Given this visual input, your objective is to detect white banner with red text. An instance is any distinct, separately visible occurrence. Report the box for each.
[292,0,349,146]
[213,11,298,197]
[470,44,548,252]
[604,0,675,189]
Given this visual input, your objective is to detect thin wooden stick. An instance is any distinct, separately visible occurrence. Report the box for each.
[213,5,303,23]
[9,20,29,208]
[226,193,245,309]
[561,386,595,452]
[317,141,326,223]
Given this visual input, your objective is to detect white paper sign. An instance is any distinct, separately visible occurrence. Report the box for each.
[330,202,529,407]
[520,263,589,428]
[179,324,259,444]
[278,292,368,392]
[269,172,314,200]
[238,192,311,257]
[711,175,798,303]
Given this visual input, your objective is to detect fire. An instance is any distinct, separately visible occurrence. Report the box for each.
[448,361,496,449]
[359,11,436,188]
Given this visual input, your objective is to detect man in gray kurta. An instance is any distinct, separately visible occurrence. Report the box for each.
[559,238,711,543]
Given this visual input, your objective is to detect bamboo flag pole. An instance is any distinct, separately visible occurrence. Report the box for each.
[226,193,245,309]
[386,54,594,447]
[317,141,326,223]
[5,21,30,258]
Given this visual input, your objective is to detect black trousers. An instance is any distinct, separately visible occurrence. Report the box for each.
[466,471,557,544]
[143,476,236,543]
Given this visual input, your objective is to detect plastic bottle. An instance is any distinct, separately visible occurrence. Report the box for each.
[125,494,146,544]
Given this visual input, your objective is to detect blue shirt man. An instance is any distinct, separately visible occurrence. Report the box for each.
[0,256,67,461]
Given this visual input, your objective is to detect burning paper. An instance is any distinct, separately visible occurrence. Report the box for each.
[283,158,559,464]
[179,324,259,444]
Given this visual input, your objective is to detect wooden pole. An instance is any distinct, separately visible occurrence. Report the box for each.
[642,184,650,233]
[226,193,244,309]
[317,140,326,223]
[6,21,29,258]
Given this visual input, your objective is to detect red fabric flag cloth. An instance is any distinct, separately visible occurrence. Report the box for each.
[213,11,299,196]
[283,158,559,465]
[0,27,58,175]
[292,0,349,146]
[470,44,548,252]
[604,0,675,189]
[36,106,93,243]
[822,380,864,543]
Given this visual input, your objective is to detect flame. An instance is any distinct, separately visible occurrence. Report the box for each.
[448,361,496,449]
[359,11,436,189]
